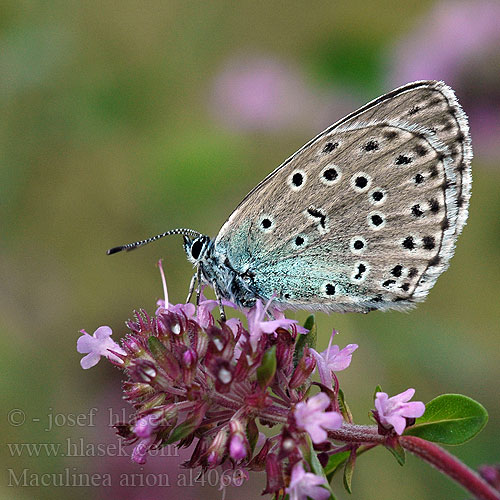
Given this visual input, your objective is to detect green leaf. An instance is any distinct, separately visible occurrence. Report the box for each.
[148,335,167,357]
[373,384,383,401]
[338,389,353,423]
[246,419,259,453]
[302,314,317,339]
[303,435,337,500]
[384,441,406,466]
[166,404,207,444]
[343,449,356,493]
[404,394,488,444]
[324,451,350,482]
[256,345,277,388]
[294,315,317,368]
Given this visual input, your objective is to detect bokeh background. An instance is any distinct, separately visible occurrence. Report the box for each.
[1,1,499,499]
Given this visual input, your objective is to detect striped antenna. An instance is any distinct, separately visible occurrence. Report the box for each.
[107,228,202,255]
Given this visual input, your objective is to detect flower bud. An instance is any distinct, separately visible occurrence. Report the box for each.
[205,428,229,467]
[263,453,284,494]
[182,348,197,385]
[128,360,157,384]
[229,420,248,461]
[289,349,316,389]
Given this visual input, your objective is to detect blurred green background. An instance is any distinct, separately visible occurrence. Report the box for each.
[1,1,499,499]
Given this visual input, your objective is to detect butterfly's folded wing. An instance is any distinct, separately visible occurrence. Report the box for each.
[214,81,472,313]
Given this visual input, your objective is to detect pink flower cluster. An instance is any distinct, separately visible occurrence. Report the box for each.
[77,264,425,497]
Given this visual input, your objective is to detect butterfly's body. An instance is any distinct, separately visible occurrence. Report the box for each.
[110,80,472,315]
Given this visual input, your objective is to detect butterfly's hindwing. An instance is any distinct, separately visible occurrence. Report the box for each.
[214,81,472,313]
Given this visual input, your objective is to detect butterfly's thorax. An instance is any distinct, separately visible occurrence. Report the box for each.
[199,241,260,308]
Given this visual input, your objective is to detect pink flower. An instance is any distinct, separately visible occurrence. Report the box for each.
[209,56,315,131]
[134,414,160,438]
[77,326,126,369]
[294,392,343,444]
[246,299,307,350]
[209,54,362,135]
[375,388,425,435]
[228,419,248,461]
[130,414,161,464]
[131,436,155,464]
[311,330,358,387]
[286,462,329,500]
[229,433,247,461]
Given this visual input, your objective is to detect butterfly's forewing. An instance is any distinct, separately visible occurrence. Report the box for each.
[214,81,472,313]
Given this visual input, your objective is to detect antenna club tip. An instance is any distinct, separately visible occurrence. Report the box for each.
[107,246,124,255]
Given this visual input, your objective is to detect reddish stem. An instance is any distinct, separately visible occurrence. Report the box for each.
[400,435,500,500]
[327,425,499,500]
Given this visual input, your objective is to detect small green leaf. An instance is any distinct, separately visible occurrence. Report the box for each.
[324,451,350,481]
[338,389,353,423]
[166,404,207,444]
[373,384,383,401]
[256,345,277,388]
[404,394,488,444]
[148,336,167,357]
[384,441,406,466]
[343,449,356,493]
[294,315,317,368]
[302,315,317,338]
[303,435,337,500]
[246,419,259,453]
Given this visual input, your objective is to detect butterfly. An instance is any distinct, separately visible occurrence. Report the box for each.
[108,80,472,319]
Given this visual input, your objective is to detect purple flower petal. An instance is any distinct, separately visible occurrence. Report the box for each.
[246,299,307,349]
[310,330,358,387]
[375,388,425,435]
[286,462,330,500]
[229,433,247,461]
[77,326,126,369]
[133,414,159,438]
[294,392,343,444]
[131,436,155,464]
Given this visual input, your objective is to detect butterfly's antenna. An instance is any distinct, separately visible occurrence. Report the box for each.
[107,228,202,255]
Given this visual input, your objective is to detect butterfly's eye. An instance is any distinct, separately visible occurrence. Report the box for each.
[191,239,204,260]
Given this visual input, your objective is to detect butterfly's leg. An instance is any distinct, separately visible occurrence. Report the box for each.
[212,282,226,322]
[195,267,202,306]
[186,272,198,304]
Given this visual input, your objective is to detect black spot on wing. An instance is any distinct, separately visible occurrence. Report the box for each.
[322,142,339,153]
